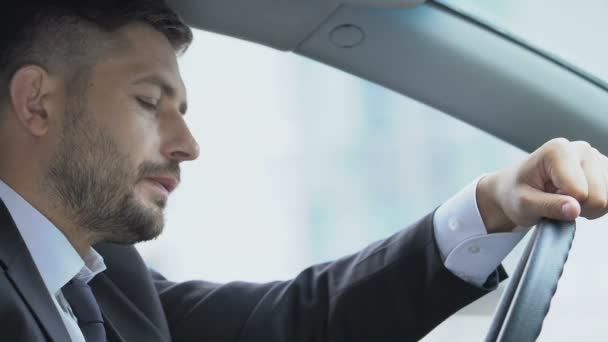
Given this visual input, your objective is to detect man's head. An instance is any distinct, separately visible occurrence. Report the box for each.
[0,1,200,250]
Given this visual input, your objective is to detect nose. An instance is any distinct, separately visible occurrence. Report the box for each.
[160,114,200,162]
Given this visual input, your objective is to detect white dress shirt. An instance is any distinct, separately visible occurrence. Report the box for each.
[0,180,106,342]
[0,175,528,340]
[434,176,531,287]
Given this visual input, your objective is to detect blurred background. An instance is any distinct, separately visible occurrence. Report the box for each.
[137,1,608,340]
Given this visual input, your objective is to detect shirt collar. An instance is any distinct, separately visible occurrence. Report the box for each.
[0,180,106,295]
[76,248,106,284]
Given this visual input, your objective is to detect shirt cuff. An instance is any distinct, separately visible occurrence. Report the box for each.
[433,176,531,287]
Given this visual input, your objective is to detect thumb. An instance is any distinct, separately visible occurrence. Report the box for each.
[520,188,581,223]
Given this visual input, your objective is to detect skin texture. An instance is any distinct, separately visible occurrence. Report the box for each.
[0,23,198,256]
[0,22,606,259]
[477,138,608,233]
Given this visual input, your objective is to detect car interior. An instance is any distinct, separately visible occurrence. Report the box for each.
[162,0,608,340]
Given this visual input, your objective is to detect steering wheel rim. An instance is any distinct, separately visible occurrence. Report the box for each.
[485,219,576,342]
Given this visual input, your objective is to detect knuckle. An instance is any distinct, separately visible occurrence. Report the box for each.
[571,188,589,202]
[573,140,592,151]
[549,137,570,147]
[543,147,562,166]
[517,192,540,214]
[545,139,571,158]
[574,142,599,166]
[555,137,571,148]
[517,191,532,207]
[542,139,561,155]
[591,148,604,163]
[513,197,528,216]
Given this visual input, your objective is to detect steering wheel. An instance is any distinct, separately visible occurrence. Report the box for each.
[484,219,576,341]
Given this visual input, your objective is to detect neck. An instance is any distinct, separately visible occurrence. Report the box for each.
[0,174,94,258]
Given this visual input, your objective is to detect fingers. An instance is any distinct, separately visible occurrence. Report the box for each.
[602,154,608,195]
[517,186,581,225]
[541,139,608,220]
[498,138,608,229]
[579,147,608,219]
[541,138,588,201]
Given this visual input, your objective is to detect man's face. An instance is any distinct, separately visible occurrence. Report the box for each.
[46,23,199,245]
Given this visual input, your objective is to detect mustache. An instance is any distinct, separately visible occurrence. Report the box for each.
[137,161,181,182]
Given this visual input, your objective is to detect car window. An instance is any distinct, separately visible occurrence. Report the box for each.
[135,27,601,341]
[439,0,608,86]
[430,2,608,340]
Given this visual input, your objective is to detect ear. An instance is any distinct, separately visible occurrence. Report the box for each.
[9,65,57,137]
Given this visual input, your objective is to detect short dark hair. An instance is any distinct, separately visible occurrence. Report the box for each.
[0,0,193,111]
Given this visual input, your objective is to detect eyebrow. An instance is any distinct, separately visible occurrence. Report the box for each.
[131,75,188,115]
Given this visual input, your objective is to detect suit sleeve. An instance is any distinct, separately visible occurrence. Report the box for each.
[152,211,507,342]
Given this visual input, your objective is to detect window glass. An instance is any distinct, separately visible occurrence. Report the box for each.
[137,29,529,340]
[440,0,608,85]
[432,2,608,340]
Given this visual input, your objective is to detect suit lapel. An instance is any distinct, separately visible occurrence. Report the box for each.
[0,200,71,342]
[91,274,168,342]
[102,311,127,342]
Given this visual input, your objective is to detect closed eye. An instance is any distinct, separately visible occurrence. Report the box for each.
[136,97,159,111]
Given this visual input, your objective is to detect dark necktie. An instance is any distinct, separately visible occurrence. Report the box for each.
[62,279,107,342]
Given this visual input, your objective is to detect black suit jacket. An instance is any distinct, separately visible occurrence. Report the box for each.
[0,199,505,341]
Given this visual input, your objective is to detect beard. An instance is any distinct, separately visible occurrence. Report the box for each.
[45,107,180,245]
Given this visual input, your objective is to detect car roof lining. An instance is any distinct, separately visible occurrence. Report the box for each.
[169,0,608,154]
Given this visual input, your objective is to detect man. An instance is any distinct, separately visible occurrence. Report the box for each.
[0,1,606,341]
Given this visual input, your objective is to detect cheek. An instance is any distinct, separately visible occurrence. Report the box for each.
[103,103,162,164]
[86,86,162,165]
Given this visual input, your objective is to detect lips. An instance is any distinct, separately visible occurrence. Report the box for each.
[145,176,178,194]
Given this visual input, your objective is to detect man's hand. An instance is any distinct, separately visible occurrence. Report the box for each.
[477,138,608,234]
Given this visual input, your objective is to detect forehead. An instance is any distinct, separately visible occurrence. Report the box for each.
[100,23,187,97]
